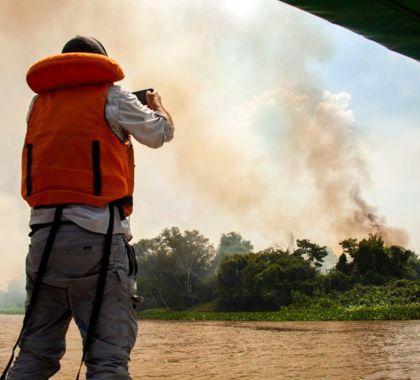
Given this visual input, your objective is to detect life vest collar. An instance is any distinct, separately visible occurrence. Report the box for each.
[26,53,124,94]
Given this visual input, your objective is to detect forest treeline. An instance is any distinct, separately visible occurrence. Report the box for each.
[134,228,420,312]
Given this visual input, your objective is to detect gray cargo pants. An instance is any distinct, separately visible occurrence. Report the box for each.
[8,224,138,379]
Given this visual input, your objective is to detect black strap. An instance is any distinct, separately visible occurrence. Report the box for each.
[111,197,133,220]
[75,204,114,380]
[25,144,33,197]
[1,206,64,380]
[92,140,102,196]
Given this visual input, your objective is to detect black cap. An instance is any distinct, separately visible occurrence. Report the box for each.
[62,36,108,56]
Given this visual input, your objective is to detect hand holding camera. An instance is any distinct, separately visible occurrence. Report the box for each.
[133,88,174,126]
[145,90,163,111]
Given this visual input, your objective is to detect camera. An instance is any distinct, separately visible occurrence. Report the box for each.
[132,88,154,105]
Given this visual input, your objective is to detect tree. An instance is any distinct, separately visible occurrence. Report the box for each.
[324,270,353,292]
[388,245,412,278]
[218,249,317,311]
[340,238,358,259]
[133,227,216,309]
[218,232,253,256]
[215,232,253,269]
[339,235,414,284]
[0,280,25,311]
[294,239,328,269]
[407,252,420,279]
[336,253,350,274]
[355,235,387,278]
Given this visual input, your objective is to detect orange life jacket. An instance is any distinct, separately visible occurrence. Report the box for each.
[22,53,134,216]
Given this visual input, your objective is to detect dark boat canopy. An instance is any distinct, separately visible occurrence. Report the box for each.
[280,1,420,62]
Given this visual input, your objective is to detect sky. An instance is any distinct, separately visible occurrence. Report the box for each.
[0,0,419,289]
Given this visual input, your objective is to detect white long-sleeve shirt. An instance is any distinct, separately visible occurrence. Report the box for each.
[28,85,174,239]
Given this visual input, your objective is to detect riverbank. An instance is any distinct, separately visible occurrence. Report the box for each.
[0,308,23,315]
[137,303,420,321]
[2,304,420,321]
[2,304,419,321]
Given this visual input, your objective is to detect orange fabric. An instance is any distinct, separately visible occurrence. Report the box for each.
[22,54,134,215]
[27,53,124,94]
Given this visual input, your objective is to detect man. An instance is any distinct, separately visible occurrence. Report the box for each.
[7,36,174,379]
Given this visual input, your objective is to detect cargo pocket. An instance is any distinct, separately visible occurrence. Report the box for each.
[124,240,143,308]
[125,241,138,279]
[25,244,44,281]
[116,269,143,311]
[24,276,34,312]
[99,269,138,352]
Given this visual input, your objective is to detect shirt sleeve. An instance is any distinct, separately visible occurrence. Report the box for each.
[105,85,174,148]
[26,95,38,123]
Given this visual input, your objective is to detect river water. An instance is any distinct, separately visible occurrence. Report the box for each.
[1,315,419,379]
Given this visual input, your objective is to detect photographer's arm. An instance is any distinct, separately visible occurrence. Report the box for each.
[106,85,174,148]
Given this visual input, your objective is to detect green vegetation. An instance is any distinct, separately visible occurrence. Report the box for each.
[138,279,420,321]
[134,230,420,321]
[134,227,217,310]
[0,279,25,313]
[137,304,420,321]
[0,307,24,314]
[3,230,419,322]
[214,232,253,270]
[218,248,318,311]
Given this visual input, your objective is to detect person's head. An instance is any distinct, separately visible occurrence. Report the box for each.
[62,35,108,56]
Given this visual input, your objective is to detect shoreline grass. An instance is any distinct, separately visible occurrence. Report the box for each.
[137,303,420,321]
[3,305,419,322]
[0,308,24,315]
[4,298,420,321]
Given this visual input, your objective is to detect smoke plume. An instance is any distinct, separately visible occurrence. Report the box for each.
[181,87,409,250]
